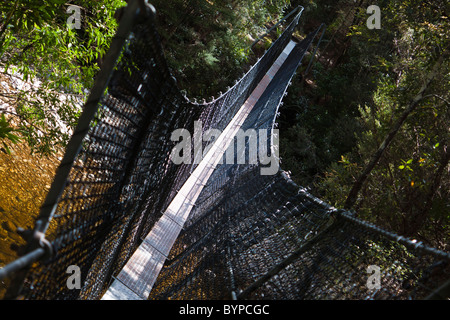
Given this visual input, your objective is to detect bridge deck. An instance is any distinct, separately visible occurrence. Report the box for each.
[101,40,297,300]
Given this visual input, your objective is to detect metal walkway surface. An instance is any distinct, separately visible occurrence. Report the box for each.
[102,41,298,300]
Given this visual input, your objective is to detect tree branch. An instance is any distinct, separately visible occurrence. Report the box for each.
[406,145,450,236]
[0,0,20,43]
[344,50,448,210]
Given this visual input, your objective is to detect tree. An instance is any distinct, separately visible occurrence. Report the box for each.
[344,50,449,210]
[0,0,292,153]
[307,0,450,248]
[150,0,291,98]
[0,0,125,154]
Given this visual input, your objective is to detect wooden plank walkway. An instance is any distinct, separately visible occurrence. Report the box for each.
[101,40,297,300]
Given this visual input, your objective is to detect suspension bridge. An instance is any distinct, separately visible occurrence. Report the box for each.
[0,0,449,300]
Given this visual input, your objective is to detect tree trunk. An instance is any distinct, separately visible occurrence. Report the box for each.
[405,145,450,236]
[0,0,20,45]
[343,50,448,210]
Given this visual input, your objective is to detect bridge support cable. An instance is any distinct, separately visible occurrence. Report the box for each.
[250,6,304,49]
[303,23,327,77]
[236,204,450,300]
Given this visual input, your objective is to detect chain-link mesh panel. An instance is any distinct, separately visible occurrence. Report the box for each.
[149,169,450,300]
[249,217,450,300]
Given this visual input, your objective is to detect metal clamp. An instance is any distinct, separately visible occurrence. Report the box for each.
[0,225,54,283]
[17,225,54,263]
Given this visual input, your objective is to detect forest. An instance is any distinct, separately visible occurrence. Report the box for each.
[0,0,448,271]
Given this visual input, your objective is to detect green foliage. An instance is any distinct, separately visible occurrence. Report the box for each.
[0,0,291,152]
[0,0,125,154]
[280,0,449,247]
[0,0,65,39]
[0,114,21,154]
[150,0,290,98]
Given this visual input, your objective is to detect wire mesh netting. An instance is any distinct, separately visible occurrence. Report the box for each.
[147,33,450,299]
[150,167,450,300]
[1,1,449,300]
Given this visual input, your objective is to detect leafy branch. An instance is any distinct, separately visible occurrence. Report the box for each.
[0,113,21,154]
[344,49,448,210]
